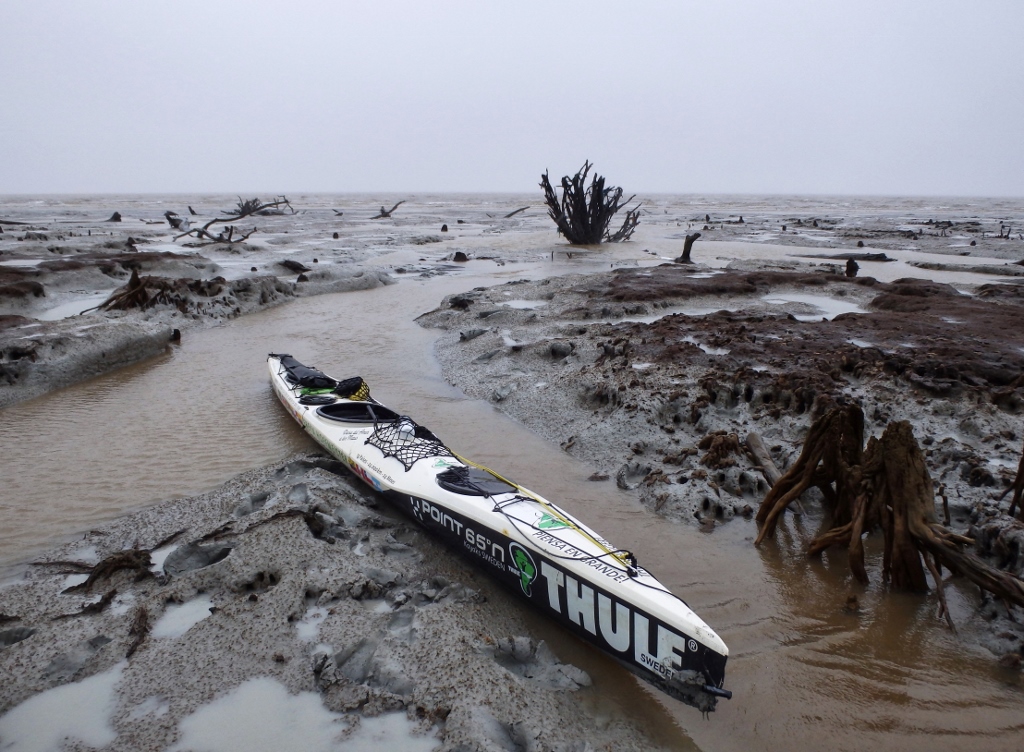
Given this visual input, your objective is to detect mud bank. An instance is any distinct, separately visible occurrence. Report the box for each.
[0,453,671,752]
[420,262,1024,661]
[0,232,393,408]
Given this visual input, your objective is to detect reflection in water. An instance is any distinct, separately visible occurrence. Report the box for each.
[1,206,1023,750]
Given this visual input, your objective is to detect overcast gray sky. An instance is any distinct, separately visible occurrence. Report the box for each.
[3,1,1022,197]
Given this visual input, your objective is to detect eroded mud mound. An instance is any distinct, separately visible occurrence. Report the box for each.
[421,265,1024,662]
[591,271,1024,404]
[0,251,221,310]
[583,265,837,302]
[422,266,1024,530]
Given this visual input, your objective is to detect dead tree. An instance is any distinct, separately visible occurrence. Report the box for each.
[755,405,864,548]
[83,269,226,314]
[540,161,640,244]
[755,406,1024,621]
[371,201,405,219]
[675,232,702,264]
[997,440,1024,520]
[173,196,293,244]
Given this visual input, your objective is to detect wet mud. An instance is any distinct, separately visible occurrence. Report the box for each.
[0,454,673,751]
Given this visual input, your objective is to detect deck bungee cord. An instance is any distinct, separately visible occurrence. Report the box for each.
[446,455,696,604]
[454,453,640,569]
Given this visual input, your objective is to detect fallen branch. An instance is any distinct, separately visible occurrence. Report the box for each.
[745,431,806,513]
[371,201,405,219]
[173,196,293,243]
[238,508,330,541]
[30,560,95,574]
[745,432,782,486]
[51,589,118,620]
[126,606,150,658]
[149,528,187,551]
[62,549,153,592]
[199,521,236,542]
[504,206,529,219]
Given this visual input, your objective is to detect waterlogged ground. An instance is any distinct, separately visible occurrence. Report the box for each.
[1,193,1024,751]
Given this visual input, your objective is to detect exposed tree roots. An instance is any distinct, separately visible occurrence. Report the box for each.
[755,406,1024,622]
[89,268,228,314]
[540,161,640,244]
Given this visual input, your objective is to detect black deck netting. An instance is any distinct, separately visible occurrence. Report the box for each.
[365,416,455,471]
[334,376,371,401]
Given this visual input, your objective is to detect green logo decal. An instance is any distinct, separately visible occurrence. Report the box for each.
[537,513,569,530]
[432,458,457,468]
[509,543,537,596]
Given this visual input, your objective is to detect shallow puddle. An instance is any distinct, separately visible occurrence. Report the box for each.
[762,292,867,320]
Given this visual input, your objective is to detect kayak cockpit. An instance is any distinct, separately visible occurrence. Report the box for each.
[316,402,400,424]
[436,465,518,496]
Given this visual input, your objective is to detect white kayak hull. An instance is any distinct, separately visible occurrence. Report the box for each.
[268,353,730,710]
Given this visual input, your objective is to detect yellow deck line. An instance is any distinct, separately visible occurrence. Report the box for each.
[453,453,633,569]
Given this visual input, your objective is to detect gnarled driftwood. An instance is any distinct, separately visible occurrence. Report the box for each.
[755,406,1024,624]
[540,161,640,244]
[173,196,293,244]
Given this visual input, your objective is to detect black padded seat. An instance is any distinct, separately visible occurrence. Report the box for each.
[316,402,400,424]
[436,466,518,496]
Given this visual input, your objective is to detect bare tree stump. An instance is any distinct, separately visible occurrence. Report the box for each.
[996,440,1024,519]
[866,422,932,591]
[755,411,1024,616]
[675,232,701,264]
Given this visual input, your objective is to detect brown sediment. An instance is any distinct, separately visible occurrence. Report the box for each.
[572,268,1024,403]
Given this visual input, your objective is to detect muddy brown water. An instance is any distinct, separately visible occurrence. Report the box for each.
[1,255,1022,751]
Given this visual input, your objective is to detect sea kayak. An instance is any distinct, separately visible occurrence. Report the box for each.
[268,353,731,711]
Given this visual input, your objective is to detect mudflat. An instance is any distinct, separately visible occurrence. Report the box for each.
[2,193,1023,751]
